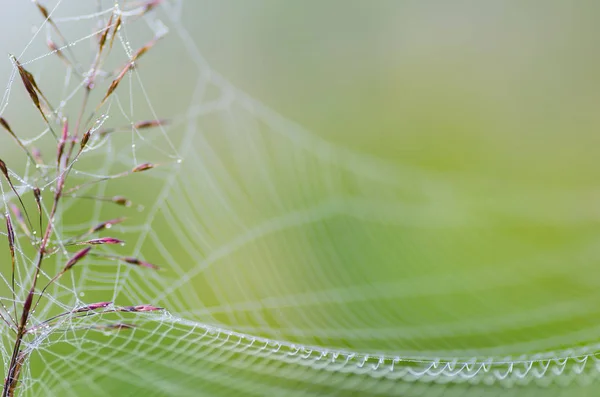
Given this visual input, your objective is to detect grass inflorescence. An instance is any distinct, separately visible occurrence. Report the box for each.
[0,2,168,395]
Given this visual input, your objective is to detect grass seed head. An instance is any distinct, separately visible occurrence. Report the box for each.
[122,256,160,270]
[112,196,132,207]
[76,237,124,246]
[76,301,112,312]
[63,247,92,271]
[132,163,155,173]
[90,217,126,233]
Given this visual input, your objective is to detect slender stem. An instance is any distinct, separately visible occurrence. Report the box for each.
[3,167,62,396]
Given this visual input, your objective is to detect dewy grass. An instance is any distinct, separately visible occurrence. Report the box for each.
[0,2,167,396]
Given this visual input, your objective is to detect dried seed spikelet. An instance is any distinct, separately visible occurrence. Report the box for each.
[109,15,122,50]
[0,158,8,179]
[5,213,15,251]
[47,39,69,66]
[1,117,37,165]
[112,196,132,207]
[80,128,92,149]
[98,63,130,108]
[57,119,68,165]
[104,323,135,330]
[94,323,135,331]
[6,212,17,315]
[0,159,31,229]
[0,117,14,137]
[76,301,112,313]
[76,237,124,246]
[35,2,51,21]
[99,35,162,108]
[119,305,163,312]
[132,163,155,173]
[90,217,126,233]
[10,55,51,124]
[35,2,64,41]
[133,119,169,130]
[97,13,113,54]
[6,214,16,274]
[122,256,160,270]
[130,37,159,64]
[33,188,42,212]
[63,247,92,272]
[134,305,163,312]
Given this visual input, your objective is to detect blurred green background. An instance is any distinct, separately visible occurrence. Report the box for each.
[2,1,600,396]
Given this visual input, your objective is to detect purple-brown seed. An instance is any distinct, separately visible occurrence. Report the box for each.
[112,196,132,207]
[133,119,169,130]
[133,305,163,312]
[0,159,32,229]
[109,15,122,51]
[63,247,92,271]
[11,55,50,124]
[76,237,124,246]
[99,323,135,331]
[76,301,112,312]
[57,119,68,164]
[143,0,164,14]
[122,256,160,270]
[90,217,127,233]
[97,13,113,53]
[6,215,16,278]
[33,188,42,212]
[132,163,155,173]
[80,129,91,149]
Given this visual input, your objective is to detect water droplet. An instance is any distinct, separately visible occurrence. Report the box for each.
[177,159,183,164]
[79,292,85,297]
[106,224,112,229]
[131,144,136,149]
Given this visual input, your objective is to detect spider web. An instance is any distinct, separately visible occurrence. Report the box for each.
[0,1,600,396]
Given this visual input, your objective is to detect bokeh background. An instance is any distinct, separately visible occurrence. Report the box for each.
[1,1,600,396]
